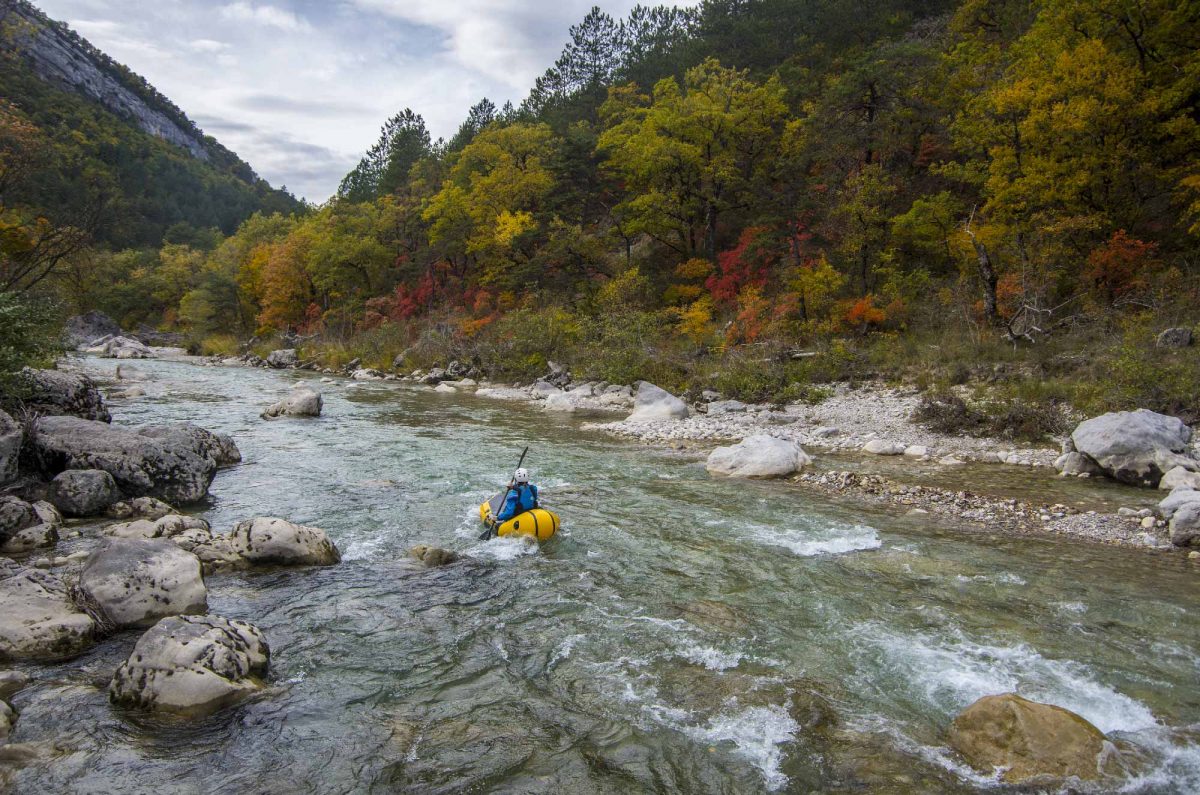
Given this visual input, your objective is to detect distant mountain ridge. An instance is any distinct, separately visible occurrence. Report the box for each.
[0,0,299,247]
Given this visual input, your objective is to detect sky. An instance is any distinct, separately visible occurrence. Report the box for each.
[33,0,686,202]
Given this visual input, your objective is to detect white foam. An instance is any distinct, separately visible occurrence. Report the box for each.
[678,644,746,671]
[683,705,799,791]
[857,624,1159,735]
[340,533,386,562]
[742,522,882,557]
[470,535,539,561]
[549,633,585,669]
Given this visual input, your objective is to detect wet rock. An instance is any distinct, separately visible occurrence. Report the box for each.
[77,539,207,629]
[0,496,39,543]
[948,693,1108,783]
[706,435,811,478]
[0,672,28,702]
[433,382,457,394]
[0,410,20,485]
[0,558,95,661]
[265,348,299,368]
[1155,327,1193,348]
[109,615,268,717]
[409,545,460,567]
[1159,466,1200,491]
[351,368,387,380]
[0,523,58,554]
[18,368,111,422]
[30,416,219,505]
[261,385,322,418]
[64,310,121,349]
[627,382,689,422]
[192,517,340,572]
[1169,502,1200,547]
[47,469,120,516]
[105,496,177,520]
[1068,409,1197,487]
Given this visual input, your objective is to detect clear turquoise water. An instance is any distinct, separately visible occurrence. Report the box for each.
[5,357,1198,794]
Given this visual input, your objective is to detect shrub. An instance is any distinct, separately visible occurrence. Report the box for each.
[198,334,239,356]
[0,292,61,400]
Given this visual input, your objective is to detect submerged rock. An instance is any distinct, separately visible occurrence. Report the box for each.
[109,615,268,716]
[47,469,120,516]
[18,368,111,422]
[409,545,459,567]
[948,693,1109,783]
[77,538,207,629]
[1067,410,1197,487]
[30,416,221,505]
[706,435,811,478]
[261,385,322,418]
[0,558,96,661]
[627,382,689,422]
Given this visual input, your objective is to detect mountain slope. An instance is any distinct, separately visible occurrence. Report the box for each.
[0,0,301,248]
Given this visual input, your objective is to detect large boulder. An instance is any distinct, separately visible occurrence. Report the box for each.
[0,410,20,485]
[18,369,110,422]
[63,310,121,349]
[265,348,299,369]
[0,496,38,544]
[1068,410,1197,486]
[96,336,153,359]
[47,469,120,516]
[261,386,322,418]
[76,539,207,629]
[1158,489,1200,520]
[105,496,177,520]
[627,382,689,422]
[192,517,340,573]
[136,423,241,468]
[0,497,58,553]
[30,416,220,504]
[109,615,268,717]
[706,435,811,478]
[948,694,1108,783]
[0,559,96,661]
[1169,502,1200,547]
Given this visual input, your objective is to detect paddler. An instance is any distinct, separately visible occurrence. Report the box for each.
[495,467,539,522]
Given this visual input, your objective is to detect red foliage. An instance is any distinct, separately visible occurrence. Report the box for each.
[707,227,772,307]
[1084,229,1156,304]
[298,302,325,334]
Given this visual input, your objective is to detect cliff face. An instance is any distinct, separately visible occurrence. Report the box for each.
[1,0,209,161]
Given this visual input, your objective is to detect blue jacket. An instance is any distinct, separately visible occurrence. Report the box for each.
[497,484,538,521]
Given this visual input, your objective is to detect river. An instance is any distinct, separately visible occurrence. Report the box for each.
[6,357,1199,794]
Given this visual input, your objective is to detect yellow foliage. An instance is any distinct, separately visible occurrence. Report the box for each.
[493,210,534,246]
[674,295,714,344]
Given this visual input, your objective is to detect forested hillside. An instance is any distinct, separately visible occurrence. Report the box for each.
[14,0,1200,428]
[0,0,300,252]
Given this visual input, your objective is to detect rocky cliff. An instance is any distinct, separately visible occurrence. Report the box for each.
[0,0,209,161]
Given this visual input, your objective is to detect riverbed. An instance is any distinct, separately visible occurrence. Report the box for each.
[5,356,1199,793]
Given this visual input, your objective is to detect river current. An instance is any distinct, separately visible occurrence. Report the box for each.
[5,357,1199,794]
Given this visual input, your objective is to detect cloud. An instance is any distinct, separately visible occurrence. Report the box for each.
[219,2,310,32]
[189,38,230,53]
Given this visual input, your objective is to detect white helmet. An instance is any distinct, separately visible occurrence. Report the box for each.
[514,467,530,484]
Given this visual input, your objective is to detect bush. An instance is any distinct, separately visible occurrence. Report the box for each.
[914,392,987,435]
[0,293,61,400]
[197,334,239,356]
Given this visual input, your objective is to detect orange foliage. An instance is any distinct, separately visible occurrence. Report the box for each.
[842,295,886,332]
[1084,229,1156,305]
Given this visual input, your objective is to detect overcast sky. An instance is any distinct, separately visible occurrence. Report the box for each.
[34,0,684,202]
